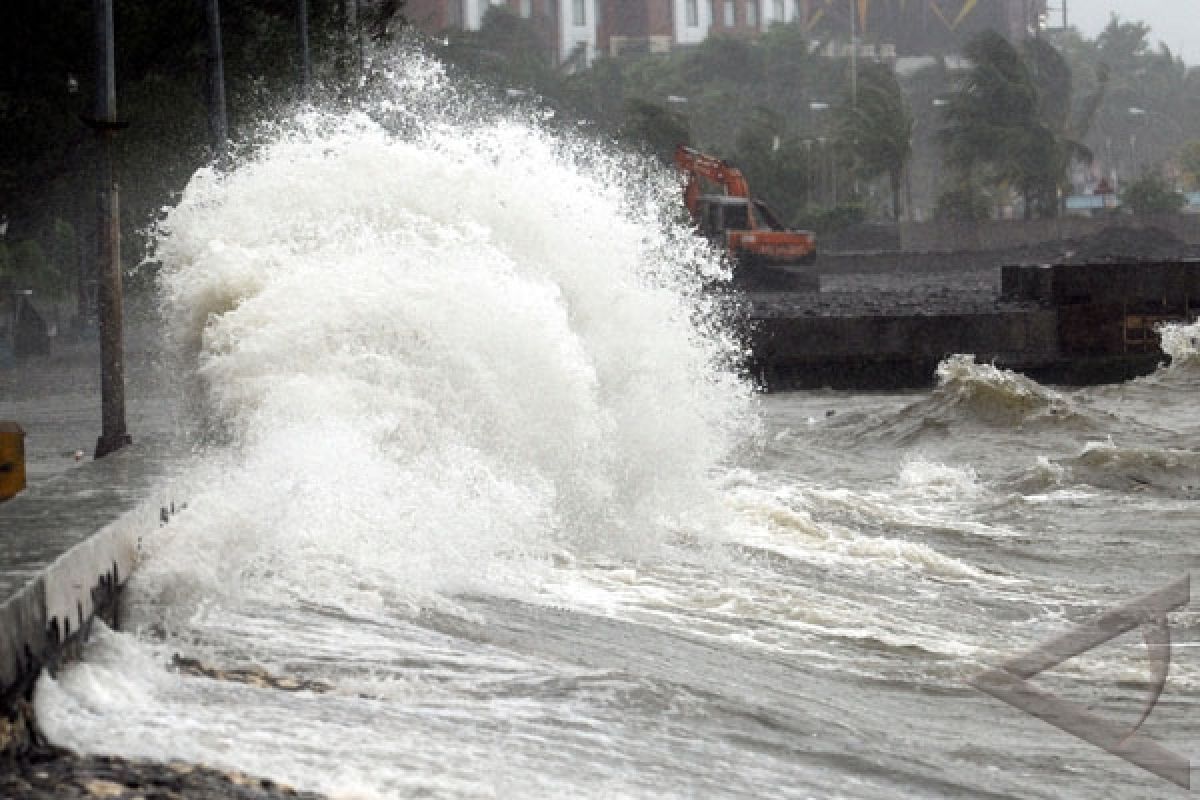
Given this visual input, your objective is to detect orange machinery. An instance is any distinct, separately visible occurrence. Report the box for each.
[674,144,817,267]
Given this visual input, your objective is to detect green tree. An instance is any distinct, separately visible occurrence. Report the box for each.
[835,63,913,220]
[1179,140,1200,190]
[440,7,558,99]
[620,99,690,164]
[1122,172,1185,215]
[939,31,1102,220]
[731,108,810,221]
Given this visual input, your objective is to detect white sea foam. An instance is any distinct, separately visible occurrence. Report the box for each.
[1157,318,1200,364]
[142,55,756,616]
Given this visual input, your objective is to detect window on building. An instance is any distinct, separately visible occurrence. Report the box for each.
[573,0,586,25]
[772,0,783,22]
[520,0,531,16]
[686,0,698,26]
[792,0,801,21]
[746,0,757,26]
[723,0,734,26]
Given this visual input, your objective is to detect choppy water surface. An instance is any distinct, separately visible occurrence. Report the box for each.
[31,56,1200,799]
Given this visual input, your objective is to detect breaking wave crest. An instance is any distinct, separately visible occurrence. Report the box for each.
[854,356,1099,443]
[143,55,757,616]
[1013,438,1200,496]
[929,355,1081,427]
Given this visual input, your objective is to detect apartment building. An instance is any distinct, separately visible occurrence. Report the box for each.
[405,0,1042,68]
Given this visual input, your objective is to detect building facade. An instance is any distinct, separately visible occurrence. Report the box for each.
[406,0,1043,68]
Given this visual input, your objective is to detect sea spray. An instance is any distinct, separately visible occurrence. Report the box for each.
[145,56,758,615]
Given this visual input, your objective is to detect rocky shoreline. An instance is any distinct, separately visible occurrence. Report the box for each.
[1,657,335,800]
[5,748,327,800]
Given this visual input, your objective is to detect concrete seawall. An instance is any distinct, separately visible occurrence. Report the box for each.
[748,259,1197,389]
[0,444,178,711]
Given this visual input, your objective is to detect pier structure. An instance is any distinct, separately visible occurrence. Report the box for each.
[751,259,1200,389]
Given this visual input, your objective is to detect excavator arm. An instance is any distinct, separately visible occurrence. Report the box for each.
[674,145,750,216]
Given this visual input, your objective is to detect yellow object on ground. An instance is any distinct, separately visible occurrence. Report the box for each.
[0,422,26,502]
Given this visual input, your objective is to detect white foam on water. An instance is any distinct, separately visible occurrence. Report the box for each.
[1158,319,1200,365]
[896,457,983,500]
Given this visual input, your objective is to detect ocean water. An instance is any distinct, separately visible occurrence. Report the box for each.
[30,57,1200,798]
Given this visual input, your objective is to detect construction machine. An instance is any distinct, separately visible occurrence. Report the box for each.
[674,145,817,288]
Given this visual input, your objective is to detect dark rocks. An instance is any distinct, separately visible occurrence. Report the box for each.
[3,748,328,799]
[169,655,332,693]
[1,667,330,799]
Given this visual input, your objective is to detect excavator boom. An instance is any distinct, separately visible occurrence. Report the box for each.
[674,145,751,209]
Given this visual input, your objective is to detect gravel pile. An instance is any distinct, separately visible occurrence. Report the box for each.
[1059,225,1194,263]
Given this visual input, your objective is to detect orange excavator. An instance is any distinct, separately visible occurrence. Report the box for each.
[674,145,817,271]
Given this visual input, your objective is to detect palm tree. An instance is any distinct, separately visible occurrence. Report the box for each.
[939,31,1104,220]
[834,62,913,220]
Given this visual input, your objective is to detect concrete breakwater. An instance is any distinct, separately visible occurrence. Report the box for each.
[750,259,1199,389]
[0,445,177,713]
[0,448,335,798]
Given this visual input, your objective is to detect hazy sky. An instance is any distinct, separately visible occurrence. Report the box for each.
[1068,1,1200,65]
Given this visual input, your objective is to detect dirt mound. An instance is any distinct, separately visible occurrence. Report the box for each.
[1060,225,1191,263]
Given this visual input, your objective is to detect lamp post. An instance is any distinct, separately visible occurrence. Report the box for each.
[92,0,131,458]
[810,101,833,206]
[1127,107,1185,137]
[206,0,228,161]
[666,94,691,150]
[848,0,857,109]
[298,0,312,99]
[1128,106,1186,181]
[802,138,813,208]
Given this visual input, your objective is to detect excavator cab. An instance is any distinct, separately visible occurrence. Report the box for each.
[752,201,785,231]
[700,197,751,239]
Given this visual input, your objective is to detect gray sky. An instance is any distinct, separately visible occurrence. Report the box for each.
[1067,1,1200,65]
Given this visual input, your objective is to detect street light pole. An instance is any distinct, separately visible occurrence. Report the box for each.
[849,0,857,109]
[205,0,229,161]
[298,0,313,99]
[93,0,131,459]
[810,101,832,206]
[1128,106,1186,183]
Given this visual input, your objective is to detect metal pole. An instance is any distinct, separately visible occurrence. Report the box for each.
[849,0,857,108]
[205,0,229,161]
[93,0,130,458]
[299,0,313,99]
[348,0,364,87]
